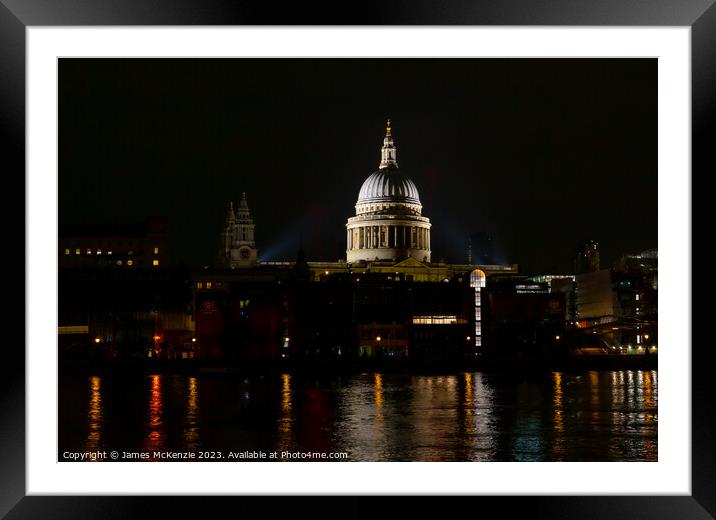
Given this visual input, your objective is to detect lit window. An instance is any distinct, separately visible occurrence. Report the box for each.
[152,260,159,267]
[116,260,123,266]
[411,315,465,325]
[128,250,133,256]
[86,249,92,255]
[96,249,102,255]
[206,282,212,289]
[127,260,133,266]
[64,248,70,255]
[75,249,80,255]
[107,251,112,255]
[154,247,159,254]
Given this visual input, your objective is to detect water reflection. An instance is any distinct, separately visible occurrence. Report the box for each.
[410,375,460,461]
[589,371,600,434]
[143,374,166,455]
[184,376,200,450]
[641,370,657,456]
[372,373,385,447]
[85,376,103,456]
[552,372,565,460]
[61,369,657,462]
[276,373,293,456]
[373,373,384,409]
[511,380,545,461]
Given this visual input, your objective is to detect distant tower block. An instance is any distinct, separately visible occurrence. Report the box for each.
[467,232,495,265]
[574,239,600,274]
[346,120,432,263]
[220,192,258,268]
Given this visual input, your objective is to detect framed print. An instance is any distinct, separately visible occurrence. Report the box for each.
[1,0,713,517]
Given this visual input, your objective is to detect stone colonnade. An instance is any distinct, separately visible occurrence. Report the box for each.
[347,224,430,251]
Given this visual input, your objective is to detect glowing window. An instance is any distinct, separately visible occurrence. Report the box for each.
[197,282,203,289]
[154,247,159,254]
[75,249,80,255]
[127,260,133,266]
[107,251,112,255]
[152,260,159,266]
[86,249,92,255]
[64,249,70,255]
[116,260,123,266]
[411,315,466,325]
[128,250,133,256]
[469,269,486,289]
[206,282,212,289]
[96,249,102,255]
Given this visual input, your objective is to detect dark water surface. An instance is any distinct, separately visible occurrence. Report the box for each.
[59,370,657,461]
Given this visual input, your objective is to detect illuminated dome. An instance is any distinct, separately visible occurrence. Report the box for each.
[357,165,421,205]
[346,120,432,263]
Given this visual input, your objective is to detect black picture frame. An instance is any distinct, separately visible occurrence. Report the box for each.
[1,1,712,517]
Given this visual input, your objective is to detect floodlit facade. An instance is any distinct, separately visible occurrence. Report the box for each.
[346,121,431,263]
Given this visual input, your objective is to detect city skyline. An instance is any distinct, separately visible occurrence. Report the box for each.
[59,58,657,273]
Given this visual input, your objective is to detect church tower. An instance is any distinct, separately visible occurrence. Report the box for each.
[220,192,258,268]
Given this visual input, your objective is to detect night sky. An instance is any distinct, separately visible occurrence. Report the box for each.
[59,58,656,274]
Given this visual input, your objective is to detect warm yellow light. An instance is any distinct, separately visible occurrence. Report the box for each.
[94,337,101,344]
[64,248,70,255]
[643,334,650,340]
[284,337,290,342]
[153,335,161,341]
[191,338,196,343]
[127,260,133,266]
[376,336,382,342]
[154,247,159,254]
[466,336,471,341]
[152,260,159,266]
[555,335,560,340]
[325,271,329,275]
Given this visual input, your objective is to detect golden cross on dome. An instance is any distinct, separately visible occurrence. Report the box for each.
[386,119,392,137]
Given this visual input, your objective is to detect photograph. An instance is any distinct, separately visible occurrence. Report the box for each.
[56,57,658,463]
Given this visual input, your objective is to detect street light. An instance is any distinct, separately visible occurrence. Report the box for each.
[376,336,381,342]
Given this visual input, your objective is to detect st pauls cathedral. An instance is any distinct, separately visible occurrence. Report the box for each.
[197,121,521,359]
[218,121,516,281]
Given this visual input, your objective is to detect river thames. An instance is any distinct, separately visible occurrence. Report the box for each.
[59,369,657,462]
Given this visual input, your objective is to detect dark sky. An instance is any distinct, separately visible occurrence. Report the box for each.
[59,58,656,274]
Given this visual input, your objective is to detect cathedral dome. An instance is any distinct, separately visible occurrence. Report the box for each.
[357,165,421,205]
[346,120,432,264]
